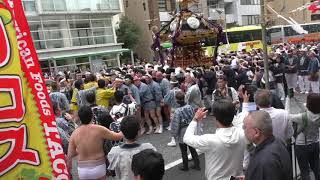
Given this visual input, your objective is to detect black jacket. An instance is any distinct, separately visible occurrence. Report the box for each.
[203,70,216,95]
[222,66,237,89]
[298,55,310,76]
[284,55,299,74]
[270,63,285,83]
[245,136,292,180]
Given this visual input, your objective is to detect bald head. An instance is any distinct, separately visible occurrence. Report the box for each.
[156,71,163,81]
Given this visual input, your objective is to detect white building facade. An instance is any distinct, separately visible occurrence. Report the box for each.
[22,0,128,75]
[158,0,208,23]
[208,0,261,26]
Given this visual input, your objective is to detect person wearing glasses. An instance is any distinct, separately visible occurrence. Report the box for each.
[243,111,292,180]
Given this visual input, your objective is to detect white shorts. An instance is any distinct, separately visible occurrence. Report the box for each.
[77,158,106,179]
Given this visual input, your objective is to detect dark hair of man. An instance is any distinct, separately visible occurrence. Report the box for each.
[114,90,124,103]
[140,70,146,75]
[176,73,185,84]
[125,74,133,82]
[98,79,106,88]
[212,99,236,126]
[88,74,96,82]
[175,91,186,106]
[120,115,140,140]
[74,79,83,90]
[51,82,58,91]
[97,111,114,129]
[254,89,272,108]
[78,105,93,124]
[84,77,90,84]
[307,93,320,114]
[244,84,257,102]
[159,68,165,74]
[86,91,96,104]
[132,149,165,180]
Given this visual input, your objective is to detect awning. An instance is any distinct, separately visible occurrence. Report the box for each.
[40,48,130,61]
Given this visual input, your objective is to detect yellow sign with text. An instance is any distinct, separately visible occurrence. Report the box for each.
[0,0,69,179]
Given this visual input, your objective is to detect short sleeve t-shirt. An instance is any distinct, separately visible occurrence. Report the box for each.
[107,143,156,180]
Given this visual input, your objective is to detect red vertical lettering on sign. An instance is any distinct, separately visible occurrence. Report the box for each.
[0,17,10,67]
[0,125,40,176]
[0,76,25,122]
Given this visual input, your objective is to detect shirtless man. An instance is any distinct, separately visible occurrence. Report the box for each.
[67,105,123,180]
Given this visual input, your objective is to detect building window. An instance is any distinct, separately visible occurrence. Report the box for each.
[311,14,320,21]
[27,15,114,50]
[126,0,129,8]
[22,0,36,12]
[158,0,167,12]
[69,20,94,46]
[40,0,120,12]
[41,0,54,11]
[240,0,260,5]
[109,0,120,9]
[55,0,67,11]
[242,15,260,25]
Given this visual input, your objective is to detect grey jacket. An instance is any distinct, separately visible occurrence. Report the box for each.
[186,84,203,109]
[291,110,320,145]
[171,104,195,143]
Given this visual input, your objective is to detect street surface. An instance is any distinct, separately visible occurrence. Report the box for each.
[72,94,308,180]
[140,94,307,180]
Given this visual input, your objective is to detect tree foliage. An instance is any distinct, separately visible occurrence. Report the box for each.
[116,16,142,49]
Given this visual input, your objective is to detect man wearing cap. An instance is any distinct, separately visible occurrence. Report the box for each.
[144,74,163,134]
[297,49,310,94]
[134,76,158,135]
[308,50,320,93]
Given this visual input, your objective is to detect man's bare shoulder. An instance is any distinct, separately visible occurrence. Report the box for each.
[70,124,103,136]
[70,126,81,136]
[91,124,109,131]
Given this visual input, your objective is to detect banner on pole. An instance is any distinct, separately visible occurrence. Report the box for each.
[0,0,70,179]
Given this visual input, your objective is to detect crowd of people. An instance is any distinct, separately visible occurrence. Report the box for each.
[47,42,320,180]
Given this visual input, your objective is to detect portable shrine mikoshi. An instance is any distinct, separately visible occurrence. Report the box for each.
[151,0,224,68]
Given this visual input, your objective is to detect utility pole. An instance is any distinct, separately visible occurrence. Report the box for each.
[261,0,270,89]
